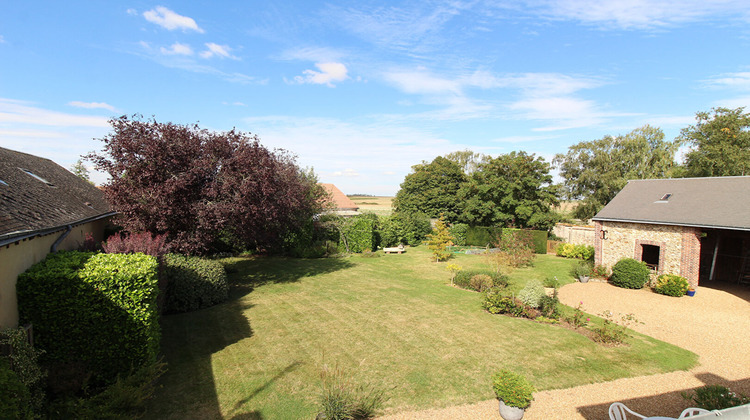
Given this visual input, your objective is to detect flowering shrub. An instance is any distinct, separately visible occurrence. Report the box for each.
[566,302,589,329]
[556,243,594,260]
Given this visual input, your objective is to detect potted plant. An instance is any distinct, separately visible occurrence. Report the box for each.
[492,369,535,420]
[686,286,696,297]
[571,261,593,283]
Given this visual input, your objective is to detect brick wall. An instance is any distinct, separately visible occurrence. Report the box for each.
[595,221,701,286]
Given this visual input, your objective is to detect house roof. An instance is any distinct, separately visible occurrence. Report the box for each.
[0,147,115,243]
[319,183,359,211]
[592,176,750,231]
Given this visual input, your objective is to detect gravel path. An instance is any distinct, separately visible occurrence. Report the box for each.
[377,281,750,420]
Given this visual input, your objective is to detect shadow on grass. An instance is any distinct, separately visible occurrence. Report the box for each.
[576,374,750,419]
[145,256,353,419]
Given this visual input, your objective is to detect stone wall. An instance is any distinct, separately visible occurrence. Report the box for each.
[552,223,595,246]
[594,220,701,286]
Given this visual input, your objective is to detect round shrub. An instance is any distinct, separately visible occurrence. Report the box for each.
[469,274,494,292]
[163,254,229,313]
[610,258,650,289]
[653,274,690,297]
[492,369,535,409]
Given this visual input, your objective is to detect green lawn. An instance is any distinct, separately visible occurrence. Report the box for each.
[145,248,697,419]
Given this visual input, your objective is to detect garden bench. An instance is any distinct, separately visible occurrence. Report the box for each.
[383,245,406,254]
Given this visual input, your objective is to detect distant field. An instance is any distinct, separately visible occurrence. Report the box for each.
[349,195,394,216]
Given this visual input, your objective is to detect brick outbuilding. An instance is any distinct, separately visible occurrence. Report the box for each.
[592,176,750,288]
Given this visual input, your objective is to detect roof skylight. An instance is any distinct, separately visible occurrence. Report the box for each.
[655,193,672,203]
[19,168,55,187]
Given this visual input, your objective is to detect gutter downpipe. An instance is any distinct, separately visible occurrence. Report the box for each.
[51,225,73,253]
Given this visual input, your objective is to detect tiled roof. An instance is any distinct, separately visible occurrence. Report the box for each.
[592,176,750,231]
[0,147,114,241]
[319,183,359,211]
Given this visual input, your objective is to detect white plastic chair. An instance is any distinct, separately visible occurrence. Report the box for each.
[609,402,647,420]
[678,408,711,418]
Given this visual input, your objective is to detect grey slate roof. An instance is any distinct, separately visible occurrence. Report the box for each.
[592,176,750,231]
[0,147,114,242]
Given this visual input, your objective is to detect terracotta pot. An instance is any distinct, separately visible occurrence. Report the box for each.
[498,399,525,420]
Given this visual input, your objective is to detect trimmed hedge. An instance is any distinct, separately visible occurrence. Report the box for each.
[465,226,501,247]
[504,228,548,254]
[163,253,229,313]
[610,258,650,289]
[17,251,160,387]
[454,270,508,291]
[379,212,431,247]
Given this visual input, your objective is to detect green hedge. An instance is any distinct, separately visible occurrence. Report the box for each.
[465,226,501,246]
[379,212,432,247]
[163,254,229,313]
[17,251,160,387]
[340,215,376,253]
[504,228,547,254]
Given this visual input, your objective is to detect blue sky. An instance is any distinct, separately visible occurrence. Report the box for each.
[1,1,749,195]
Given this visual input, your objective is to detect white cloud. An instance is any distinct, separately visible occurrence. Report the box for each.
[278,47,346,63]
[200,43,237,59]
[293,62,349,87]
[136,41,256,84]
[126,8,138,16]
[68,101,116,112]
[243,115,457,195]
[0,98,109,127]
[143,6,204,33]
[160,42,194,56]
[330,168,360,177]
[532,0,750,30]
[706,72,750,90]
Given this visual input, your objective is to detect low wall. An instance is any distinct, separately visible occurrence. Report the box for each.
[552,223,595,246]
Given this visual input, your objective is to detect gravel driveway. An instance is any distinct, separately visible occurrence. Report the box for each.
[377,281,750,420]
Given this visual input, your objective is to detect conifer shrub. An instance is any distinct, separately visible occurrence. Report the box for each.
[448,223,469,246]
[162,254,229,313]
[518,279,545,308]
[17,251,160,390]
[610,258,650,289]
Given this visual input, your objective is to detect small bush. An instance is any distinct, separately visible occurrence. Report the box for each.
[653,274,690,297]
[48,360,167,419]
[469,275,494,293]
[492,370,535,409]
[571,261,593,279]
[0,357,31,420]
[591,311,641,345]
[538,295,560,319]
[102,231,169,258]
[610,258,650,289]
[556,243,594,260]
[543,276,560,288]
[483,289,538,319]
[565,302,588,329]
[681,385,750,411]
[493,230,536,268]
[455,270,508,291]
[163,254,229,313]
[591,264,610,278]
[0,327,45,416]
[318,364,387,420]
[518,280,545,308]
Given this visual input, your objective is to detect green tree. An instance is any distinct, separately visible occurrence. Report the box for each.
[70,158,93,184]
[459,151,559,229]
[393,156,468,222]
[680,107,750,177]
[444,149,487,175]
[553,125,679,220]
[426,214,453,262]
